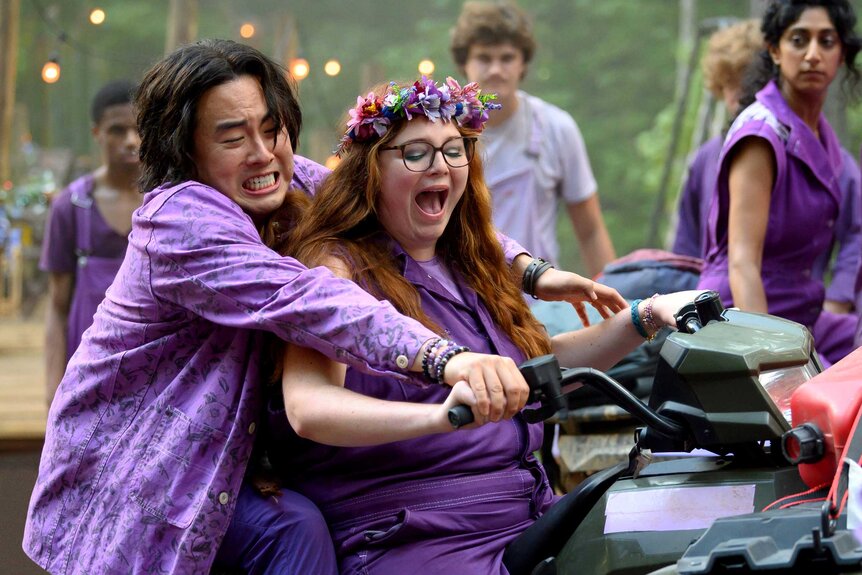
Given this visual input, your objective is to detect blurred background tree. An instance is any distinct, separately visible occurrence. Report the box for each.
[7,0,862,274]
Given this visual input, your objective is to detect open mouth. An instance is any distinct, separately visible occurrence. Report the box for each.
[415,188,448,216]
[243,172,279,192]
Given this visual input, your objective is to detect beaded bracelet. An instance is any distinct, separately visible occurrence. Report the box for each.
[630,299,650,339]
[433,345,471,384]
[522,257,555,299]
[421,338,470,384]
[422,338,450,380]
[642,293,660,340]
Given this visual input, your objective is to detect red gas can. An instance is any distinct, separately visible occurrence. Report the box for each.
[790,347,862,489]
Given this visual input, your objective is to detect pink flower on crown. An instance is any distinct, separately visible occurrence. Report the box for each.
[446,77,501,130]
[346,92,391,141]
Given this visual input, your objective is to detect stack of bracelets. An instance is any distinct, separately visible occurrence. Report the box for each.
[629,293,660,341]
[422,338,471,384]
[522,257,555,299]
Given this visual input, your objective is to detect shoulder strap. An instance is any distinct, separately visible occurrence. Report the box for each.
[70,175,96,262]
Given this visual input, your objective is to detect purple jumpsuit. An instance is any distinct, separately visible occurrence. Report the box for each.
[266,241,556,575]
[698,80,857,364]
[39,174,129,359]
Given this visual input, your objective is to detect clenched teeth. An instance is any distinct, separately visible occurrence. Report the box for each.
[244,173,276,190]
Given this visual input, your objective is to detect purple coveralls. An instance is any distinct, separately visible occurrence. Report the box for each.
[266,241,556,575]
[39,174,129,360]
[698,80,857,364]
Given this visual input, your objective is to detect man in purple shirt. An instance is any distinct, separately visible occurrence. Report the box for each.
[24,40,618,575]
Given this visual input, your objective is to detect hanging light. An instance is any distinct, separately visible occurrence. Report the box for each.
[41,57,61,84]
[290,58,310,81]
[89,8,106,25]
[324,59,341,77]
[418,59,435,76]
[240,23,255,39]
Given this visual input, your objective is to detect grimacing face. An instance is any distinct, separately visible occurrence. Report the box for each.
[376,118,469,261]
[191,75,294,223]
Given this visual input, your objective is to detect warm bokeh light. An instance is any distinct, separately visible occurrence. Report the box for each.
[41,60,61,84]
[324,59,341,77]
[89,8,106,25]
[290,58,310,81]
[240,23,255,39]
[324,155,341,170]
[418,59,435,76]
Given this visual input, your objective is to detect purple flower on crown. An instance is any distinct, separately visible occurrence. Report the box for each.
[403,77,444,122]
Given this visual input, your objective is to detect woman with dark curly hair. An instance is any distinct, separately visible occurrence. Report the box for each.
[698,0,861,366]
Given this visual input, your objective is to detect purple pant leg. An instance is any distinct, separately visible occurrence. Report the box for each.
[213,481,338,575]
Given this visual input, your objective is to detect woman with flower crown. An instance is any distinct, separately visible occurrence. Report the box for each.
[260,77,701,574]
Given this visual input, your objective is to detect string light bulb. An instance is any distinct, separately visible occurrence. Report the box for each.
[418,59,435,76]
[89,8,106,25]
[41,57,61,84]
[240,23,255,39]
[290,58,309,81]
[324,59,341,77]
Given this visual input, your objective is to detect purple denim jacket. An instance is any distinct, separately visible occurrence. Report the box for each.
[24,156,528,575]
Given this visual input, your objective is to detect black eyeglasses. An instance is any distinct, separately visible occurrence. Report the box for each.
[380,137,477,172]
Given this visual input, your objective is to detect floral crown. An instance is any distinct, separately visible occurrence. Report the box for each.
[336,76,501,156]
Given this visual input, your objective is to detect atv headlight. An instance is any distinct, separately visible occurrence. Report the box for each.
[757,359,820,424]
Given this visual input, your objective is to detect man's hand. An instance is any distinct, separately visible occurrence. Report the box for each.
[534,268,627,326]
[442,352,528,423]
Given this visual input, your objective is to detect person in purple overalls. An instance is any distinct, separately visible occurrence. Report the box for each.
[39,80,142,403]
[261,76,700,575]
[24,41,625,575]
[698,0,862,366]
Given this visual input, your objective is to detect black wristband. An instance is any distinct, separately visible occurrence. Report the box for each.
[522,257,554,299]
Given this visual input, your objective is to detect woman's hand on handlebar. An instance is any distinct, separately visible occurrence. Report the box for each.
[533,268,627,326]
[440,381,482,430]
[442,352,529,423]
[647,290,711,330]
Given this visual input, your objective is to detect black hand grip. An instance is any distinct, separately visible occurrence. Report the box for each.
[675,302,702,334]
[448,405,474,428]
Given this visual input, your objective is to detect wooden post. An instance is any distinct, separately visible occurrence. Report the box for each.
[165,0,198,54]
[0,0,21,184]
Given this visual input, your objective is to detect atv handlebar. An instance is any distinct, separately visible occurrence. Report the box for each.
[448,355,686,440]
